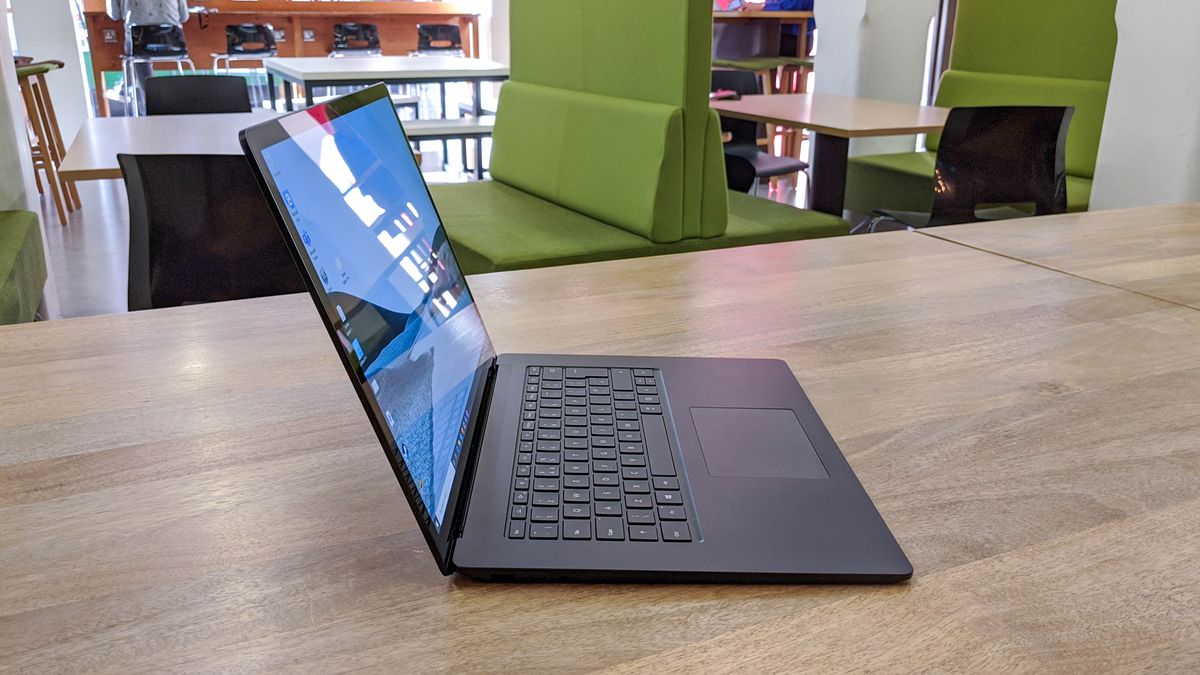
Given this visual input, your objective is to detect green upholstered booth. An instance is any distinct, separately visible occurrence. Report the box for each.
[432,0,846,275]
[844,0,1118,216]
[0,211,47,325]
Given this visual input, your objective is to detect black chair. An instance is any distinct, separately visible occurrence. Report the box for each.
[122,24,196,116]
[331,23,382,57]
[143,75,252,115]
[415,24,464,55]
[118,154,306,311]
[211,24,278,108]
[857,106,1074,233]
[711,69,809,194]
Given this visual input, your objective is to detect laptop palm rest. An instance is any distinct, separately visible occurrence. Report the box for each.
[692,408,830,479]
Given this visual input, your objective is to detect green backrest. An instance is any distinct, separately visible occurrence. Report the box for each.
[490,82,685,242]
[498,0,727,240]
[933,71,1110,179]
[929,0,1118,180]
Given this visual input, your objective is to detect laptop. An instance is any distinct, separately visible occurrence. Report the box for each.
[240,84,912,583]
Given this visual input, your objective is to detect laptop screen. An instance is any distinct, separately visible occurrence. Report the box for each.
[258,95,495,531]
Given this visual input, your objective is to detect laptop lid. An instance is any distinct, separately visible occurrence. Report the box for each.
[241,85,497,575]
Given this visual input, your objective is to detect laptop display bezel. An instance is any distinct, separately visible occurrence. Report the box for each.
[240,84,496,575]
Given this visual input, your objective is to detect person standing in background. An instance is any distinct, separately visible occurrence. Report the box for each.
[105,0,189,113]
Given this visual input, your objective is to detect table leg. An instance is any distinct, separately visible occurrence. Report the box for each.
[268,72,276,111]
[283,81,295,112]
[305,86,314,109]
[472,81,485,179]
[809,133,850,216]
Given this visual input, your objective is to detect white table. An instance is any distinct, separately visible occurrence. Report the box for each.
[263,56,509,112]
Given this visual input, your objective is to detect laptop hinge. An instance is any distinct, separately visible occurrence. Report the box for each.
[446,357,499,554]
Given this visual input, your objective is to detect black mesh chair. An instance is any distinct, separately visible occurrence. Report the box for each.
[118,154,306,311]
[212,24,277,107]
[711,69,809,194]
[122,24,196,116]
[144,75,251,115]
[331,23,382,57]
[857,106,1074,233]
[415,24,464,56]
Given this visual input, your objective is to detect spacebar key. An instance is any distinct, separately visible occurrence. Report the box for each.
[643,414,677,477]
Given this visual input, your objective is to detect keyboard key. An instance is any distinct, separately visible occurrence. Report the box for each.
[661,522,691,542]
[589,377,610,387]
[514,477,529,491]
[624,480,650,494]
[564,427,588,438]
[591,438,616,450]
[538,408,562,419]
[625,494,653,509]
[527,366,541,376]
[521,421,535,431]
[520,431,535,441]
[563,503,592,519]
[512,491,529,505]
[640,405,663,415]
[634,377,651,386]
[564,462,589,474]
[537,440,561,452]
[617,421,640,431]
[627,510,655,525]
[508,521,526,539]
[530,507,559,522]
[565,367,607,378]
[596,502,623,517]
[542,380,563,389]
[592,447,617,460]
[538,399,560,408]
[655,491,683,505]
[532,492,560,507]
[524,402,537,411]
[564,449,589,462]
[590,415,614,426]
[522,410,536,420]
[529,523,558,539]
[594,474,619,487]
[615,411,638,421]
[643,415,677,476]
[565,397,588,407]
[538,419,562,430]
[611,368,634,391]
[541,390,562,399]
[563,521,591,540]
[589,405,613,415]
[633,368,654,377]
[565,377,587,388]
[637,395,661,405]
[537,430,561,441]
[565,406,587,416]
[619,443,644,454]
[658,505,686,520]
[511,505,527,519]
[622,467,649,480]
[636,386,658,395]
[519,441,534,452]
[596,517,625,540]
[620,455,646,467]
[565,388,587,398]
[515,465,531,477]
[654,477,680,490]
[615,401,638,411]
[618,431,642,442]
[542,367,562,381]
[587,386,610,396]
[525,393,537,402]
[593,486,621,501]
[534,465,561,477]
[593,460,618,473]
[565,416,588,427]
[614,391,637,401]
[533,478,560,491]
[535,452,559,464]
[592,426,614,437]
[629,525,659,541]
[564,489,590,503]
[564,475,590,489]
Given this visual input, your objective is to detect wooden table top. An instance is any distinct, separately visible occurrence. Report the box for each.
[59,112,278,181]
[713,10,814,23]
[4,226,1200,669]
[922,203,1200,310]
[711,93,950,138]
[264,56,509,83]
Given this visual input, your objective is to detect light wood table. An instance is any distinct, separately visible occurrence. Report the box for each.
[4,224,1200,669]
[59,112,278,181]
[922,203,1200,310]
[60,112,456,181]
[711,93,950,215]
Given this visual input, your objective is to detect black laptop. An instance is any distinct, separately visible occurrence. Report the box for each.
[241,85,911,583]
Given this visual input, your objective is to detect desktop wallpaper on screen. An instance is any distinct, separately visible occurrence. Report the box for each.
[261,97,494,529]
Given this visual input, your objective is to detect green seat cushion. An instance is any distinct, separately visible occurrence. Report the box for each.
[490,81,685,243]
[0,211,47,325]
[430,182,846,275]
[846,150,1092,215]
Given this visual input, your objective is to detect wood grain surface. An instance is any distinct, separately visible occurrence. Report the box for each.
[3,229,1200,671]
[922,203,1200,310]
[710,93,950,138]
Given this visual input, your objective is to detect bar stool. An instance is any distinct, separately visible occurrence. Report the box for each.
[16,60,80,226]
[330,23,382,57]
[414,24,464,56]
[212,24,278,109]
[122,24,197,117]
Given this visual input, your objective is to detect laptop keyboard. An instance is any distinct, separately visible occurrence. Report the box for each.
[506,366,693,543]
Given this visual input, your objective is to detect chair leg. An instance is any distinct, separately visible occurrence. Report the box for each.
[19,78,67,225]
[34,75,80,212]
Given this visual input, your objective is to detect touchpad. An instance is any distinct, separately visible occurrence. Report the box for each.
[692,408,829,479]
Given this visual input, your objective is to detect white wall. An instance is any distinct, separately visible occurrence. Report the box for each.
[0,12,61,318]
[1090,0,1200,209]
[489,0,510,64]
[11,0,90,148]
[814,0,938,155]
